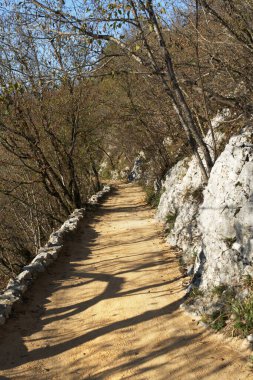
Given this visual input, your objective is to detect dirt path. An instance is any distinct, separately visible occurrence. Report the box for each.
[0,184,251,380]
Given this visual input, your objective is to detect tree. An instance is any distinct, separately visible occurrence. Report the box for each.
[0,5,110,284]
[29,0,215,181]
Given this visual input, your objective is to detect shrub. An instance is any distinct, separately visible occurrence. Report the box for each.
[185,286,204,305]
[243,275,253,290]
[183,186,204,204]
[230,296,253,337]
[191,187,204,203]
[209,310,228,331]
[145,188,161,208]
[212,284,228,297]
[165,212,177,233]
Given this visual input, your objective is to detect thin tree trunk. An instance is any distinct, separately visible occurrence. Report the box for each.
[146,0,213,178]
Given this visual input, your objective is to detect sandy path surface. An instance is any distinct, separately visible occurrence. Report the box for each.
[0,184,252,380]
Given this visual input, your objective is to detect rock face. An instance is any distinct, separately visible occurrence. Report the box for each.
[157,124,253,290]
[156,112,228,264]
[196,128,253,289]
[156,158,202,263]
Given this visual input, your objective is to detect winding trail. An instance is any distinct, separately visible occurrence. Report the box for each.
[0,184,251,379]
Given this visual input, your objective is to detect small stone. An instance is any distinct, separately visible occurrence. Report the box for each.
[247,334,253,343]
[16,270,32,283]
[48,231,64,246]
[232,242,242,253]
[40,246,62,253]
[198,321,208,328]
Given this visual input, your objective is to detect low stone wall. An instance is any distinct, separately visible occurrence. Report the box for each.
[0,185,111,326]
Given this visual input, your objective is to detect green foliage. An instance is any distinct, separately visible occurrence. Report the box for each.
[201,307,230,332]
[212,284,228,297]
[243,275,253,290]
[184,187,204,203]
[176,253,187,276]
[248,355,253,367]
[198,285,253,337]
[165,212,177,233]
[100,167,112,179]
[191,187,204,203]
[230,296,253,337]
[145,188,161,208]
[209,310,228,331]
[189,250,198,265]
[185,286,204,305]
[224,236,236,248]
[190,286,204,298]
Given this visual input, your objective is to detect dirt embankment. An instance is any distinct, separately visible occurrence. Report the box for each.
[0,184,251,379]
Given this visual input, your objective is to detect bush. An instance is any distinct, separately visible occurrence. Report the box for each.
[243,274,253,290]
[230,296,253,337]
[145,188,161,208]
[185,286,204,305]
[211,284,228,297]
[183,186,204,204]
[209,310,228,331]
[165,212,177,233]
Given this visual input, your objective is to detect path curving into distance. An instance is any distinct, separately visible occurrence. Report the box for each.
[0,184,251,379]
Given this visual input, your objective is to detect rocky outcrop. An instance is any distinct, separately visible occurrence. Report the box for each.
[156,111,227,263]
[155,157,201,263]
[195,128,253,289]
[156,120,253,290]
[0,185,111,325]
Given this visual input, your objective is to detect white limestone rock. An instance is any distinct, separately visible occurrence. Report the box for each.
[5,278,28,296]
[88,186,110,205]
[16,270,32,283]
[157,152,208,262]
[196,127,253,288]
[70,208,86,218]
[247,334,253,343]
[156,158,189,221]
[156,111,230,264]
[61,218,78,232]
[48,231,65,246]
[103,185,111,192]
[88,194,99,205]
[31,252,54,267]
[23,261,45,275]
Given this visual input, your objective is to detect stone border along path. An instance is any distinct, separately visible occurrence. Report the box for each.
[0,185,111,326]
